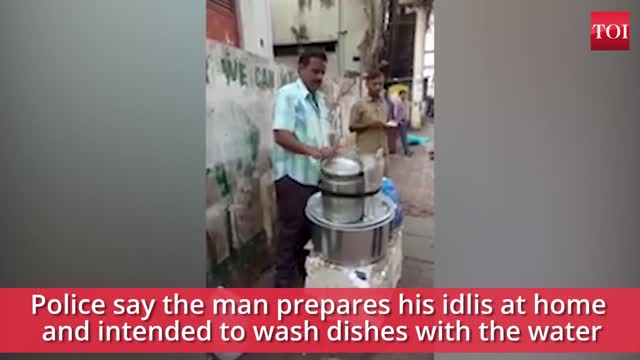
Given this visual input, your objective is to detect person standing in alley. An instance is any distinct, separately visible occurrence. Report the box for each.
[349,69,389,163]
[394,90,413,157]
[271,49,336,288]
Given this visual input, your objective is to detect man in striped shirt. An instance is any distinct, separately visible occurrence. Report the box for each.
[394,90,413,156]
[271,49,336,288]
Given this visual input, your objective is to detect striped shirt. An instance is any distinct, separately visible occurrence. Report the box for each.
[272,79,331,186]
[394,99,409,124]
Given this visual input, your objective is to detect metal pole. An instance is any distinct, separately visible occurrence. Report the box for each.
[410,5,426,129]
[337,0,343,76]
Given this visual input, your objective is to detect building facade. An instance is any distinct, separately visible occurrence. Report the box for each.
[206,0,274,59]
[270,0,369,77]
[384,0,416,83]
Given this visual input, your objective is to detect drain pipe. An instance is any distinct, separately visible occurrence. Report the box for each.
[337,0,344,76]
[410,5,427,129]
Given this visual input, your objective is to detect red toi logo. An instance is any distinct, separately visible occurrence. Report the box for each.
[591,11,630,51]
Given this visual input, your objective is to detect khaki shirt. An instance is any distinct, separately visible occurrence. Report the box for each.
[349,97,389,155]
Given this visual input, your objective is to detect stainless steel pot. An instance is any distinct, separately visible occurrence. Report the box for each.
[318,155,367,223]
[306,192,396,266]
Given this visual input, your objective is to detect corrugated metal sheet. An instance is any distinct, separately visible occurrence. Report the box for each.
[206,0,240,47]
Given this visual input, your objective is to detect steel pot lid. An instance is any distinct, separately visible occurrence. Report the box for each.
[306,192,395,230]
[321,156,363,177]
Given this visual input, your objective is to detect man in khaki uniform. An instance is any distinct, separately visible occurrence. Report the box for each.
[349,70,389,156]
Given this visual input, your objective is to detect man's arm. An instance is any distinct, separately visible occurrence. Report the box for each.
[272,91,331,159]
[273,130,322,159]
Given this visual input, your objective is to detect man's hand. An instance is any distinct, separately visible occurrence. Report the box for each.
[319,146,337,158]
[308,148,323,160]
[362,121,381,129]
[275,130,325,159]
[274,130,338,160]
[310,146,337,160]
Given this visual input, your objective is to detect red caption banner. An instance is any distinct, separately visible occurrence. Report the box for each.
[0,288,637,353]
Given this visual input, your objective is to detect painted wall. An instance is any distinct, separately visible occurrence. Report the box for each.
[338,0,368,73]
[271,0,368,75]
[205,40,360,286]
[236,0,274,59]
[271,0,339,45]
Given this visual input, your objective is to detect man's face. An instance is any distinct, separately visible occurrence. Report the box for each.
[300,58,326,92]
[367,75,384,98]
[399,92,407,101]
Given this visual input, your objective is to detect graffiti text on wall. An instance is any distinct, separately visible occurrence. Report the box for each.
[208,52,297,91]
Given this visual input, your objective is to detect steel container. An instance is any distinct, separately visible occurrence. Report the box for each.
[306,192,396,266]
[318,155,368,224]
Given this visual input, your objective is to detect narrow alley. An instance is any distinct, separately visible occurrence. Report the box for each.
[206,1,436,358]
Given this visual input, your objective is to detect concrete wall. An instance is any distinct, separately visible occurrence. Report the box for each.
[205,40,360,286]
[237,0,274,59]
[206,41,296,287]
[271,0,339,45]
[271,0,368,75]
[338,0,368,74]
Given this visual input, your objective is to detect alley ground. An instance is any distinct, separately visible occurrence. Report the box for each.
[216,124,435,360]
[388,124,434,218]
[389,122,434,289]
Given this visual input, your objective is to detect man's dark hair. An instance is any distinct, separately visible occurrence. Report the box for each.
[399,90,407,95]
[299,49,328,67]
[366,69,384,81]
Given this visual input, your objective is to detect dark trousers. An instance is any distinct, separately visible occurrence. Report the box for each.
[398,121,411,155]
[274,176,318,288]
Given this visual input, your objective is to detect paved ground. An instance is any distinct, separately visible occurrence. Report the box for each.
[397,216,433,288]
[392,124,434,290]
[387,125,435,218]
[220,124,435,360]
